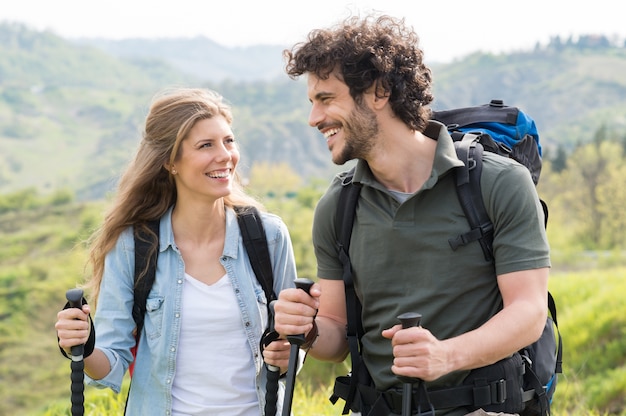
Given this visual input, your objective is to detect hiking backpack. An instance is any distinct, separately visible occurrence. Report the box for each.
[131,205,280,415]
[331,100,562,415]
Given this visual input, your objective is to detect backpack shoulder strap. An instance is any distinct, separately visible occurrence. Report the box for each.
[235,206,276,303]
[334,168,365,414]
[449,133,495,262]
[452,134,562,410]
[336,170,364,342]
[132,219,160,335]
[549,292,563,375]
[234,205,281,416]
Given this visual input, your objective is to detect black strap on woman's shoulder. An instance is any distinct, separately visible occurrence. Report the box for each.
[235,206,276,303]
[132,220,160,336]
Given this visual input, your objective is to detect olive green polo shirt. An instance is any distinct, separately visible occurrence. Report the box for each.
[312,121,550,392]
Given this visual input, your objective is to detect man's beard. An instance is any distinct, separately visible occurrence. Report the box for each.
[334,101,379,165]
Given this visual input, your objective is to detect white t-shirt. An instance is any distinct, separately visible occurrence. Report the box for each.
[172,273,259,416]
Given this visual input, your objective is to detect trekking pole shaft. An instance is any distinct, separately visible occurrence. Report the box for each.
[264,301,280,416]
[397,313,422,416]
[282,342,303,416]
[265,364,280,415]
[66,288,85,416]
[282,278,315,416]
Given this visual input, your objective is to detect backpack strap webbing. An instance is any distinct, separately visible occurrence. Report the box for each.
[235,206,276,304]
[333,169,365,415]
[549,292,562,375]
[449,134,494,262]
[132,220,160,336]
[127,219,160,416]
[234,206,280,416]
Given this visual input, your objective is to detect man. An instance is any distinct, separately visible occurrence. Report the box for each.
[272,14,550,416]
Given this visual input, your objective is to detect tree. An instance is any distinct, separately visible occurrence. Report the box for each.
[550,145,568,174]
[555,126,626,249]
[245,161,302,199]
[596,143,626,248]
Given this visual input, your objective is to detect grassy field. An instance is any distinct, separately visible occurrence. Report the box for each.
[3,192,626,415]
[35,266,626,416]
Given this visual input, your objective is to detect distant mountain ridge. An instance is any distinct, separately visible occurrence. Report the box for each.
[74,36,287,82]
[2,22,626,199]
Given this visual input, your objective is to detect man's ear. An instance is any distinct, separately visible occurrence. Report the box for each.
[370,81,390,110]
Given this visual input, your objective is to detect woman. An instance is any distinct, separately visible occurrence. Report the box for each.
[56,87,297,415]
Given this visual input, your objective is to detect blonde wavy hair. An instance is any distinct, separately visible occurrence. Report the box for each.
[85,87,263,304]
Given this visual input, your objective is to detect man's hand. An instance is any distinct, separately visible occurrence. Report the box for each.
[382,324,452,382]
[274,283,320,338]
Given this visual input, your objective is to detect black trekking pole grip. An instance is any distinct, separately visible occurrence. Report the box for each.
[397,312,422,416]
[282,277,315,416]
[286,278,315,345]
[66,288,85,416]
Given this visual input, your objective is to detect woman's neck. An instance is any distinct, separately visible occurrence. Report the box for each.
[171,199,226,244]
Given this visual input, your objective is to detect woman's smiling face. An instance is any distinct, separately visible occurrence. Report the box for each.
[172,115,240,202]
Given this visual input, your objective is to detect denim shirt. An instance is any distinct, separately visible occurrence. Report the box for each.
[86,206,297,415]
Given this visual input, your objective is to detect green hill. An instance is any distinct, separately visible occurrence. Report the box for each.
[2,23,626,199]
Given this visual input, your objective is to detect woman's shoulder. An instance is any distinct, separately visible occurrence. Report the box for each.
[230,206,289,242]
[112,225,136,251]
[258,210,288,236]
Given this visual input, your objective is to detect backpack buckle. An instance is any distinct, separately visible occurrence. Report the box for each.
[472,378,507,406]
[492,379,507,404]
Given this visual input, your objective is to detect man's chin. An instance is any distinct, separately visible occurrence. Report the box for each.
[331,155,355,166]
[330,144,356,165]
[331,155,347,165]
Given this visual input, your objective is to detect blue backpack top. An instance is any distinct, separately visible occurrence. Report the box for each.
[433,99,543,184]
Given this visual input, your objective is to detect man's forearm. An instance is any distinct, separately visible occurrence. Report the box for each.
[306,316,350,363]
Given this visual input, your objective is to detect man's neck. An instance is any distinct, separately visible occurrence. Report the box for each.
[366,130,437,194]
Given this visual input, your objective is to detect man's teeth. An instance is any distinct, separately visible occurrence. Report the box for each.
[324,128,340,138]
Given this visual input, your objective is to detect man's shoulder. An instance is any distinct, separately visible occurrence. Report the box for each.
[316,171,352,211]
[481,151,532,181]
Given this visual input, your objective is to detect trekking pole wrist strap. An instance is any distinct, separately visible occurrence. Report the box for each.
[301,319,319,351]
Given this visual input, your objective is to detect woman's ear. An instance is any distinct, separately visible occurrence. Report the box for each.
[165,163,177,175]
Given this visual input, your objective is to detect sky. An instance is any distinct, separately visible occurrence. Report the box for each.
[2,0,626,63]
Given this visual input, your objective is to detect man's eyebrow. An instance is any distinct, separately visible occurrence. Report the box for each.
[312,91,332,101]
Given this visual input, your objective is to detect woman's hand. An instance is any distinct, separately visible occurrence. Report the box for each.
[262,338,292,374]
[55,304,91,354]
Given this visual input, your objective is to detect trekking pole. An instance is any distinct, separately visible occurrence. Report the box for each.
[397,312,422,416]
[264,300,280,416]
[282,277,315,416]
[66,288,85,416]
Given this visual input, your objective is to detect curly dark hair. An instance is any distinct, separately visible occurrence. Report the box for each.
[284,14,434,132]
